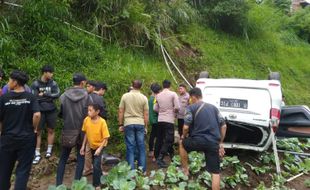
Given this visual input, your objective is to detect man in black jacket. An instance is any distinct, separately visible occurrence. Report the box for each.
[86,80,108,120]
[31,65,60,164]
[0,70,41,190]
[94,81,108,119]
[56,73,92,185]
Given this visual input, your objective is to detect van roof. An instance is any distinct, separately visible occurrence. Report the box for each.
[196,78,281,89]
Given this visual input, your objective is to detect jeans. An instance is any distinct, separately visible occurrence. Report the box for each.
[124,124,146,172]
[91,149,103,187]
[156,122,174,159]
[0,135,36,190]
[56,144,84,186]
[148,123,158,152]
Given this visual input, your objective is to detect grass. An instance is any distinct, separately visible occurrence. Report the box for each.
[179,23,310,105]
[1,11,171,153]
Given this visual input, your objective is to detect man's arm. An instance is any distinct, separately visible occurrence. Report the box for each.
[33,112,41,133]
[44,81,60,99]
[101,98,108,120]
[182,107,193,139]
[118,107,124,125]
[154,101,159,113]
[143,108,149,133]
[173,93,180,113]
[80,134,88,155]
[31,81,40,96]
[95,138,109,155]
[217,109,227,144]
[144,109,149,126]
[118,107,124,132]
[219,123,227,158]
[0,122,2,135]
[143,98,149,128]
[220,123,227,144]
[182,124,189,139]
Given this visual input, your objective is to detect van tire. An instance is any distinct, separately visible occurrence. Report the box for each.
[199,71,209,79]
[268,72,280,81]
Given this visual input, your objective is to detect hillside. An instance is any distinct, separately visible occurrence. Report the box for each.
[179,23,310,105]
[1,1,310,189]
[1,0,310,149]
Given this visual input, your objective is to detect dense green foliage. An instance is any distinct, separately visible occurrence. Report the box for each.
[179,0,310,105]
[288,7,310,43]
[70,0,198,49]
[194,0,250,36]
[0,1,170,152]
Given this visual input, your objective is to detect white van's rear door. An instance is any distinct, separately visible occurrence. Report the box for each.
[202,87,271,127]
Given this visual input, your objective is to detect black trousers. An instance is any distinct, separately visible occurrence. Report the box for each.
[148,123,158,152]
[0,135,36,190]
[177,119,184,136]
[155,122,174,159]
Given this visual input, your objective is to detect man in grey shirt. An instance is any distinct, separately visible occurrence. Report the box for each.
[154,79,179,168]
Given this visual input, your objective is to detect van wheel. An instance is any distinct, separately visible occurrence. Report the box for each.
[199,71,209,79]
[268,72,280,81]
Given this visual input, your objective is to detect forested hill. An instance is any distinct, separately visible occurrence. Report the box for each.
[1,0,310,149]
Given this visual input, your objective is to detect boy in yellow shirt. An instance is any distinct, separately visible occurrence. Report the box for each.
[80,104,110,188]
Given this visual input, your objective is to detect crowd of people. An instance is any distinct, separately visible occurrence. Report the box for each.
[0,66,227,190]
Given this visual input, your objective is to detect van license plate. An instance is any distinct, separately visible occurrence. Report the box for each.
[220,98,248,109]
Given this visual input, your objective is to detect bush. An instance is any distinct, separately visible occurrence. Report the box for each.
[70,0,198,49]
[288,7,310,43]
[0,0,171,154]
[21,0,70,40]
[274,0,291,14]
[198,0,250,36]
[247,2,287,39]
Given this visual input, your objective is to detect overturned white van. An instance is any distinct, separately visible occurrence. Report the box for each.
[196,72,310,151]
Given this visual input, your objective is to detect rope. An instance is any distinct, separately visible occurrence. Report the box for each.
[4,1,22,7]
[162,46,193,88]
[63,21,103,39]
[160,44,178,84]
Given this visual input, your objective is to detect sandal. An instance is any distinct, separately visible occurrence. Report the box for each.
[45,152,52,158]
[32,155,41,164]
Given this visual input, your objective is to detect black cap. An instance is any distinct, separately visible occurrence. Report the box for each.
[73,73,87,83]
